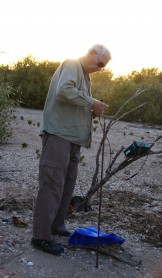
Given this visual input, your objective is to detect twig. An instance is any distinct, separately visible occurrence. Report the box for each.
[110,85,152,121]
[109,102,147,128]
[91,86,152,190]
[82,136,162,205]
[64,244,141,266]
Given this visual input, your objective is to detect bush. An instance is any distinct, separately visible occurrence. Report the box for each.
[0,80,17,142]
[1,58,162,125]
[10,55,60,109]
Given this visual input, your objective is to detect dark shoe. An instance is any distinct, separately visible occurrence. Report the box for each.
[52,230,71,237]
[31,238,64,256]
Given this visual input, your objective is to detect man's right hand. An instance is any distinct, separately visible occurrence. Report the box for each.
[92,99,108,117]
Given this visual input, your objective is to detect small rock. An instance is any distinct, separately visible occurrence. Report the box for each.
[27,261,33,266]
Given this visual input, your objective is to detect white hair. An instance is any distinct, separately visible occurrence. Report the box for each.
[88,44,112,60]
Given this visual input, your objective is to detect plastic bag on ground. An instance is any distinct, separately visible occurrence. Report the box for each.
[68,226,124,246]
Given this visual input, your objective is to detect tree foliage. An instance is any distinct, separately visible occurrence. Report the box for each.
[1,55,60,109]
[0,56,162,124]
[0,75,18,142]
[101,68,162,124]
[90,69,113,100]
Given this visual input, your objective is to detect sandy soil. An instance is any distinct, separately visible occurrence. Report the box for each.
[0,108,162,278]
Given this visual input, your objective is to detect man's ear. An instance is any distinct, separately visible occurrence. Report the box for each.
[89,49,97,56]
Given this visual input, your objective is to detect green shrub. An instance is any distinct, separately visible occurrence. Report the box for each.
[1,57,162,125]
[21,142,28,148]
[10,55,60,109]
[0,79,17,142]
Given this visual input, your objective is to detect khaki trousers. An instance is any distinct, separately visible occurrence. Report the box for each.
[33,134,80,241]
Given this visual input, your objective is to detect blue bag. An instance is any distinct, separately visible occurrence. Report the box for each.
[68,226,124,246]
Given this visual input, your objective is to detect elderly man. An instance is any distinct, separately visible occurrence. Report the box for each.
[32,44,111,255]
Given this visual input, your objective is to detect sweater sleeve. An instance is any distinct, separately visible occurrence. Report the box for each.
[56,60,94,107]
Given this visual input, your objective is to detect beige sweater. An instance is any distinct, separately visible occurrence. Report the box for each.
[40,58,94,148]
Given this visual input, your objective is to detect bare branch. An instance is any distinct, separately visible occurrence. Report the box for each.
[106,146,124,173]
[81,135,162,207]
[76,86,161,211]
[109,102,147,129]
[107,85,152,130]
[154,135,162,142]
[112,85,152,120]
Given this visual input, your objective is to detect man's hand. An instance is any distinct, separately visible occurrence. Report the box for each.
[92,99,109,117]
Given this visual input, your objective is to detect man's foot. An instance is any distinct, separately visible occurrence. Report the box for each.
[52,230,71,237]
[31,238,64,256]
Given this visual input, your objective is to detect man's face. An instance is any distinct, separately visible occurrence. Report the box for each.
[86,52,110,73]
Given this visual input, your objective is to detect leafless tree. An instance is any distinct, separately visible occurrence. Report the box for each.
[76,85,162,211]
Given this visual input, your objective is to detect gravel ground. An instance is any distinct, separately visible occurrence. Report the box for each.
[0,107,162,278]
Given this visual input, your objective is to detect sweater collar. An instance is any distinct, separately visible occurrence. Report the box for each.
[79,57,90,80]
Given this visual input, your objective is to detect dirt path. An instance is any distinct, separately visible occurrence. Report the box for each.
[0,108,162,278]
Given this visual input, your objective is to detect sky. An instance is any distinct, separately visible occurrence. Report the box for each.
[0,0,162,77]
